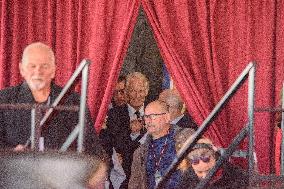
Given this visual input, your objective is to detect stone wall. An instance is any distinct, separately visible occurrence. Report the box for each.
[121,8,164,101]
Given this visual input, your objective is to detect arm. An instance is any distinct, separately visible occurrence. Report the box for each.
[84,108,107,160]
[128,147,147,189]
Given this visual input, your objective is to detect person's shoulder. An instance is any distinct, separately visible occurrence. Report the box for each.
[108,104,128,115]
[0,83,22,101]
[178,113,199,130]
[172,125,195,135]
[224,163,249,185]
[51,83,81,103]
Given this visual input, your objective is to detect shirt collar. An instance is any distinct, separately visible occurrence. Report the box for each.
[127,104,144,121]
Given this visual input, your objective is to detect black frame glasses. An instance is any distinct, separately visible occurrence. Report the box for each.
[143,113,167,120]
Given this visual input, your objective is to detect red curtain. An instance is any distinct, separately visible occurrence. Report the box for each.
[142,0,284,174]
[1,0,284,175]
[0,0,140,133]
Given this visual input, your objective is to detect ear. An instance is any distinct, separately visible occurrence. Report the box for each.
[19,62,24,77]
[50,64,56,79]
[165,112,171,123]
[51,68,55,79]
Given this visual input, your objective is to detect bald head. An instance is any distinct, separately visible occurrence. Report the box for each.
[145,100,169,113]
[144,100,171,139]
[22,42,55,66]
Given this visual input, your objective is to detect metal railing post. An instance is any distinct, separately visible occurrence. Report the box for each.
[155,62,255,189]
[248,62,256,181]
[77,62,90,153]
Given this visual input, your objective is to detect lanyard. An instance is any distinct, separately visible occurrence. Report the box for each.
[150,132,170,172]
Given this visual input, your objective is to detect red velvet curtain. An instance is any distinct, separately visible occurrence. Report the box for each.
[0,0,140,132]
[142,0,284,174]
[1,0,284,175]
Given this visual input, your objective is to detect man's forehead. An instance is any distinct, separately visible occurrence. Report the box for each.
[24,55,52,63]
[129,78,145,86]
[189,148,213,157]
[145,104,163,114]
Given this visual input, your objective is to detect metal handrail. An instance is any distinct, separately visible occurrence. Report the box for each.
[155,62,256,189]
[196,124,249,189]
[28,59,91,152]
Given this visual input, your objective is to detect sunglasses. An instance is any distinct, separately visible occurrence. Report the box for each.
[189,154,211,165]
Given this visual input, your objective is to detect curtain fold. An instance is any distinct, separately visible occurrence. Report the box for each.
[88,0,140,132]
[141,0,284,174]
[0,0,140,134]
[0,0,284,174]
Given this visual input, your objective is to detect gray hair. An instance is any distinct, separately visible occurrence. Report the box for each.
[126,72,149,93]
[22,42,55,65]
[159,89,184,111]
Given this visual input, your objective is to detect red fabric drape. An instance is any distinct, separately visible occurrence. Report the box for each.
[142,0,284,174]
[1,0,284,175]
[0,0,140,133]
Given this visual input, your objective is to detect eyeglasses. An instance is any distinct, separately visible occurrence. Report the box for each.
[189,154,211,165]
[143,113,167,120]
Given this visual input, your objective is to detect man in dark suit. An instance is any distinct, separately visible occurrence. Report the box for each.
[159,89,198,130]
[0,42,104,157]
[108,75,127,110]
[100,72,149,188]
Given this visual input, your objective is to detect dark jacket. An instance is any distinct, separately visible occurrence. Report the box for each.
[100,105,141,156]
[0,82,104,157]
[176,113,198,130]
[99,104,146,188]
[178,163,249,189]
[129,126,188,189]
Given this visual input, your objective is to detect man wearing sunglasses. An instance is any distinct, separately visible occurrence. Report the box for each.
[177,137,249,189]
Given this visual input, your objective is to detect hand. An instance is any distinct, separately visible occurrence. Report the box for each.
[130,119,143,133]
[13,144,26,152]
[87,161,108,189]
[101,116,108,129]
[116,152,123,165]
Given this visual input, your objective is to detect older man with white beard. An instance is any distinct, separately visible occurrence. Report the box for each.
[0,42,104,158]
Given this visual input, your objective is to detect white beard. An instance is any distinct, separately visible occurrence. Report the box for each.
[27,79,46,91]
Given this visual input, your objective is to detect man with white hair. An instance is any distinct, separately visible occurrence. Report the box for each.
[159,89,198,130]
[0,42,104,157]
[101,72,150,188]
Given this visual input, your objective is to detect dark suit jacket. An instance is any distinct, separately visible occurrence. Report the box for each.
[99,104,145,188]
[0,82,104,157]
[178,163,248,189]
[176,113,199,130]
[100,105,144,157]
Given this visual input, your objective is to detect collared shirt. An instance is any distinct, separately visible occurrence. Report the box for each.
[127,104,145,121]
[170,114,184,125]
[128,104,145,140]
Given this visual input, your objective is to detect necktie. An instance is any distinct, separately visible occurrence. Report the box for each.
[134,111,141,119]
[133,110,146,142]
